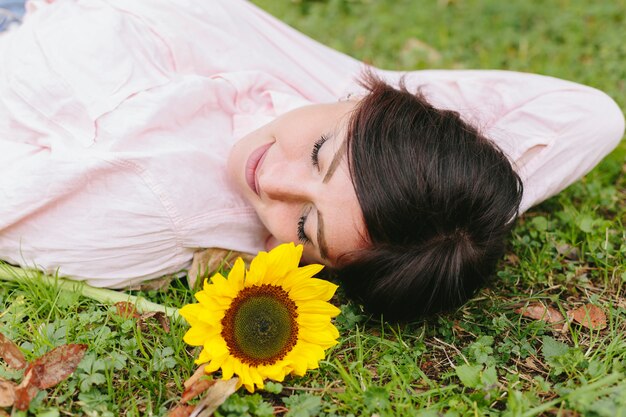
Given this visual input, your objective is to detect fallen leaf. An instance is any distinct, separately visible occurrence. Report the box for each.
[189,377,238,417]
[506,254,520,265]
[516,302,565,331]
[0,332,27,369]
[567,304,607,330]
[184,365,208,390]
[155,312,171,333]
[0,409,10,417]
[13,368,39,411]
[181,378,216,404]
[138,311,170,333]
[556,243,580,261]
[168,405,195,417]
[115,301,140,319]
[28,344,88,389]
[0,378,17,408]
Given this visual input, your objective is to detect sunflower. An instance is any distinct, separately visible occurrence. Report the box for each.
[179,243,341,392]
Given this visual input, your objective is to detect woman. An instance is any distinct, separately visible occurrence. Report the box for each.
[0,0,623,321]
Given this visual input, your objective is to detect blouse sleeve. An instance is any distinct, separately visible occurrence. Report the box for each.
[370,69,625,212]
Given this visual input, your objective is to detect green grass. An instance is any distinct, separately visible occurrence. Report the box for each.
[2,0,626,415]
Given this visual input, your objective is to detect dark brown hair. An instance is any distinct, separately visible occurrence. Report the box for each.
[335,73,523,322]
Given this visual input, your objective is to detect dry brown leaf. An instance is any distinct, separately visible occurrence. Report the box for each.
[0,409,10,417]
[168,404,195,417]
[516,302,565,324]
[184,364,208,390]
[28,344,88,389]
[189,377,238,417]
[138,311,171,333]
[0,378,17,408]
[155,312,171,333]
[115,301,140,319]
[13,368,39,411]
[181,378,216,404]
[567,304,607,330]
[506,254,520,266]
[0,332,27,369]
[522,356,548,374]
[556,243,580,261]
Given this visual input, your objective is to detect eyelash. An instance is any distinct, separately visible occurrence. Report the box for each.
[297,213,309,244]
[310,135,329,169]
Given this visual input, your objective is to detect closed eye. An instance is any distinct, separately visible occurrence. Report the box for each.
[297,206,312,244]
[311,135,329,169]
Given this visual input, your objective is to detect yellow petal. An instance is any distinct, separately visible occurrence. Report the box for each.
[183,324,215,346]
[296,342,326,368]
[205,352,229,373]
[195,291,232,310]
[239,363,255,393]
[248,367,265,389]
[298,313,335,329]
[258,362,288,381]
[245,251,268,286]
[203,338,229,358]
[299,322,339,348]
[297,300,341,316]
[227,258,246,288]
[210,273,239,299]
[282,264,325,291]
[202,276,213,292]
[196,348,211,364]
[179,303,204,321]
[287,354,308,376]
[264,243,302,283]
[221,357,235,380]
[289,279,338,302]
[180,303,224,326]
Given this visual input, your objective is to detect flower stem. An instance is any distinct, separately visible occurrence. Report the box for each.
[0,263,180,321]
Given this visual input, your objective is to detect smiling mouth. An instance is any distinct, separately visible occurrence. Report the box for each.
[245,142,272,196]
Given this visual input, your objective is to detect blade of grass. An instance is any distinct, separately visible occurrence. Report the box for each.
[0,263,180,321]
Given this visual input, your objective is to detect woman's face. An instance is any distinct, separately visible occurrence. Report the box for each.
[227,101,368,265]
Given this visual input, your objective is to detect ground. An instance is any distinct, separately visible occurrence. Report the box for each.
[1,0,625,416]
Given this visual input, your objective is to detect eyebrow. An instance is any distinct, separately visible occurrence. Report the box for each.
[317,135,349,261]
[323,138,347,184]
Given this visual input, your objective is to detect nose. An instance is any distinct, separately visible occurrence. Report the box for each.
[257,161,312,201]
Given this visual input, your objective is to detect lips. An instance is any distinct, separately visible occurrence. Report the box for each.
[245,142,272,195]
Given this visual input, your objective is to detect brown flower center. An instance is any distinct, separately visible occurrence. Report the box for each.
[221,284,298,366]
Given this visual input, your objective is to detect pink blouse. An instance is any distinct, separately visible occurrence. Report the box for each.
[0,0,623,288]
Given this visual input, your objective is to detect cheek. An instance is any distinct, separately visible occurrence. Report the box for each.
[259,207,297,246]
[264,235,280,251]
[299,249,322,266]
